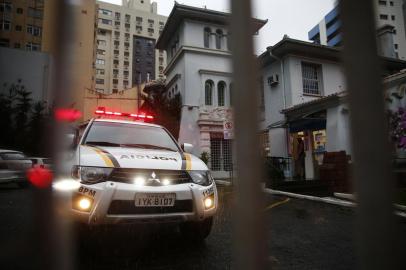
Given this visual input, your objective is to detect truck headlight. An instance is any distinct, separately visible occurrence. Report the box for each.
[72,166,113,184]
[188,170,213,186]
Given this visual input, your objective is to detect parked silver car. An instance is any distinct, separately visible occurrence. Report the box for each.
[0,150,32,188]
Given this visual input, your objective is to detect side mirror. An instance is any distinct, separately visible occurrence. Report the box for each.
[182,143,194,153]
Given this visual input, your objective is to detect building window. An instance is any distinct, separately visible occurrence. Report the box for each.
[210,134,233,171]
[96,69,105,75]
[114,21,120,26]
[229,83,234,106]
[148,28,154,33]
[393,29,397,34]
[97,29,107,35]
[380,14,388,20]
[302,62,322,95]
[28,8,43,18]
[99,9,112,16]
[391,15,395,20]
[0,2,12,13]
[215,29,223,49]
[15,25,22,31]
[16,8,23,14]
[99,18,112,25]
[115,12,120,20]
[227,33,231,51]
[378,0,387,5]
[259,131,270,156]
[204,27,211,48]
[0,19,11,31]
[205,80,214,105]
[259,77,265,110]
[394,44,398,50]
[125,14,131,23]
[96,79,104,85]
[218,81,226,106]
[97,39,106,46]
[97,49,105,55]
[136,25,142,31]
[27,25,42,36]
[0,38,9,47]
[96,59,105,65]
[26,42,41,51]
[113,89,118,94]
[390,1,394,6]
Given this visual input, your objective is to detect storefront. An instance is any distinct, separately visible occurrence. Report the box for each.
[281,92,350,180]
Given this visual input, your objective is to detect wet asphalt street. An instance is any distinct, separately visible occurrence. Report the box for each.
[1,183,406,270]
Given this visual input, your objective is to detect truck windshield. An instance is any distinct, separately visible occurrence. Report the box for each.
[83,121,180,152]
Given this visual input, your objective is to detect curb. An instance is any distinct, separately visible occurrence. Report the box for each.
[264,188,406,218]
[334,192,406,212]
[263,188,355,208]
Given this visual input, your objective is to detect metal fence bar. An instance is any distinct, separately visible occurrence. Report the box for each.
[340,1,400,269]
[230,0,265,269]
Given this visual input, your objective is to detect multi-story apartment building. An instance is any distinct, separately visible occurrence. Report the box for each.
[95,0,167,94]
[308,0,406,60]
[0,0,45,51]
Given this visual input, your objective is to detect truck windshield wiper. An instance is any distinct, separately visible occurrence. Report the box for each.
[120,143,177,152]
[85,141,121,147]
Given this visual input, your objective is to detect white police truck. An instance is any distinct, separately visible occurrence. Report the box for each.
[67,111,217,240]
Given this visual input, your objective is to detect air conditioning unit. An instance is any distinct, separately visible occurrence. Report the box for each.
[267,74,279,87]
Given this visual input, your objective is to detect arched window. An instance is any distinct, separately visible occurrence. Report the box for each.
[204,27,211,48]
[205,80,214,105]
[229,82,234,106]
[218,81,226,106]
[227,32,231,51]
[215,29,223,49]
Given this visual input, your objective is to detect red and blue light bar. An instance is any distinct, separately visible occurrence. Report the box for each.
[95,107,154,122]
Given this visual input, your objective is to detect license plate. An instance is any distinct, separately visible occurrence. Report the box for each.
[135,193,176,207]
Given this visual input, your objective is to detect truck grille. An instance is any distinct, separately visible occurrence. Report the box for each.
[109,169,192,185]
[107,200,193,215]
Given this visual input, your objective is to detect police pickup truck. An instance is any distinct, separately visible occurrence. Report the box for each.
[67,113,217,240]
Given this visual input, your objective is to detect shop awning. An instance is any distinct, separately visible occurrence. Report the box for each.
[288,117,326,133]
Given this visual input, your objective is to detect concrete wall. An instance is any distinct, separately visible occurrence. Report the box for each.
[285,55,345,106]
[326,104,352,156]
[83,86,140,121]
[0,47,51,104]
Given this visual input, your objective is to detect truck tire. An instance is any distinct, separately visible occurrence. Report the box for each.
[179,217,213,241]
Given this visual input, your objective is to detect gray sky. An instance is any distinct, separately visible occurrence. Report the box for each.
[104,0,335,54]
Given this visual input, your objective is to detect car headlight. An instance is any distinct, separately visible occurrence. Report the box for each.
[188,170,213,186]
[71,166,113,184]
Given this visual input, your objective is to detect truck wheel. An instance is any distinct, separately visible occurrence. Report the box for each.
[179,217,213,241]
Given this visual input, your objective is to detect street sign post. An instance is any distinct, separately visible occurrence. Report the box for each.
[223,121,234,140]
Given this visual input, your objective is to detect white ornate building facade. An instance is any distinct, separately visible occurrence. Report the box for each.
[156,3,266,178]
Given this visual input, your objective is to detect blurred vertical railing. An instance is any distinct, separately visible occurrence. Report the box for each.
[39,1,79,269]
[340,0,401,269]
[230,0,265,269]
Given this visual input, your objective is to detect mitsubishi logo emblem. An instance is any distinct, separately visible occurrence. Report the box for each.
[148,172,160,184]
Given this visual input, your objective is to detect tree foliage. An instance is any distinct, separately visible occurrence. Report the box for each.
[140,85,182,139]
[0,80,49,156]
[388,107,406,150]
